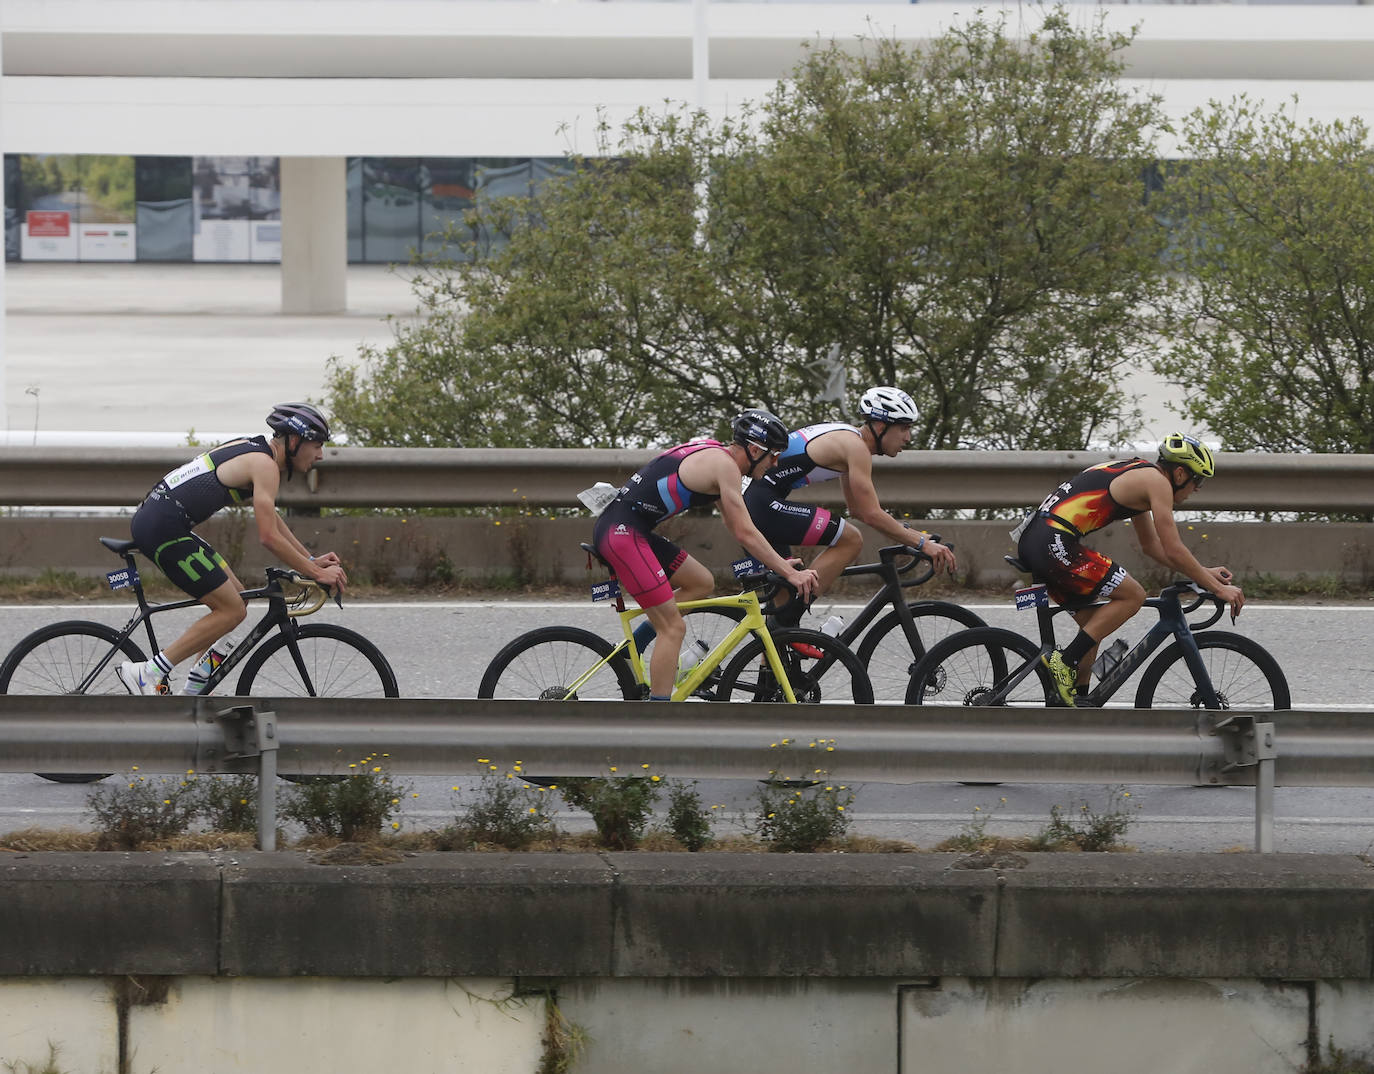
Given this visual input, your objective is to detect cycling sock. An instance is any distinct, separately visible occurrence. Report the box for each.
[1062,630,1096,668]
[148,651,174,677]
[648,694,671,702]
[771,595,804,629]
[632,621,658,652]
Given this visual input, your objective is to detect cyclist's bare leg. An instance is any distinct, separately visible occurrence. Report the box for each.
[643,602,687,697]
[641,556,714,697]
[162,575,248,666]
[810,523,863,595]
[669,556,715,603]
[1068,576,1146,683]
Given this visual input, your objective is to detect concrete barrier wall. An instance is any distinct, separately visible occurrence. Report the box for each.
[3,853,1374,1073]
[5,515,1373,587]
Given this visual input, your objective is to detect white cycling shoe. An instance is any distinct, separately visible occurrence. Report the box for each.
[117,661,165,696]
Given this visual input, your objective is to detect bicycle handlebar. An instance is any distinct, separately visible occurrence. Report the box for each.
[243,568,339,616]
[1159,580,1224,629]
[839,535,945,586]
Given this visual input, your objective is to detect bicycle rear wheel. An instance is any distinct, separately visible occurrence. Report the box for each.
[478,626,641,701]
[856,600,986,702]
[905,627,1047,706]
[1134,632,1291,711]
[0,620,146,783]
[716,629,873,704]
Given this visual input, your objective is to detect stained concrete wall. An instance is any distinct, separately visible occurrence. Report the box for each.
[3,853,1374,1073]
[4,516,1372,588]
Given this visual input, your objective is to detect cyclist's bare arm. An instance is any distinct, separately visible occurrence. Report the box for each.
[830,439,957,571]
[237,455,348,591]
[1121,472,1243,617]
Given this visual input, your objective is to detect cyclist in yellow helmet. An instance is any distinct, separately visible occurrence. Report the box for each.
[1016,433,1244,706]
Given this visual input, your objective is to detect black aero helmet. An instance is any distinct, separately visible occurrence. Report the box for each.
[267,402,331,443]
[732,409,789,453]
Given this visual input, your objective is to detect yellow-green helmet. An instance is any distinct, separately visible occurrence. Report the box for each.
[1158,433,1215,479]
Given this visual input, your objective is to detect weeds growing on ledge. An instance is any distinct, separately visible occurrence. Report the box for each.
[280,754,412,841]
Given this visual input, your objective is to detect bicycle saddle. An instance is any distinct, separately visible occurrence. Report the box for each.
[100,537,139,556]
[1004,554,1031,575]
[580,542,613,571]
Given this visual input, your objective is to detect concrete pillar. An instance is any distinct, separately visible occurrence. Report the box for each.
[1,30,8,433]
[280,156,346,314]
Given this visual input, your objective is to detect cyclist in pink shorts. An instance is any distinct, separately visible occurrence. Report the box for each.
[593,410,820,700]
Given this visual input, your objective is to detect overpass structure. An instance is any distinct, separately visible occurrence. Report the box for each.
[5,0,1374,310]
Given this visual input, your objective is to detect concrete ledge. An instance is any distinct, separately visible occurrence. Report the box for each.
[0,853,221,976]
[4,853,1374,980]
[997,854,1374,979]
[608,854,997,977]
[220,853,617,978]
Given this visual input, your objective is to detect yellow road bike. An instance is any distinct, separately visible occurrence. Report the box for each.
[478,544,873,704]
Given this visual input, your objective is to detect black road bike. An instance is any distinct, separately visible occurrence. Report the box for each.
[906,555,1290,712]
[0,537,398,782]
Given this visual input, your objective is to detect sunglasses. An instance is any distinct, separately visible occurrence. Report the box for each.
[1190,475,1205,490]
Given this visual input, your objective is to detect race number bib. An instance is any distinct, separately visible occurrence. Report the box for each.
[162,453,215,490]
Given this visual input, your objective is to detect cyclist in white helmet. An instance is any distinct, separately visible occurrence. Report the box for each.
[743,385,957,627]
[116,403,348,696]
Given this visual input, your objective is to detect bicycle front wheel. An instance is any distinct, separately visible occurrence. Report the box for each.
[235,624,398,698]
[478,626,640,700]
[1134,632,1291,711]
[905,627,1046,706]
[716,629,873,704]
[0,620,146,783]
[857,600,987,702]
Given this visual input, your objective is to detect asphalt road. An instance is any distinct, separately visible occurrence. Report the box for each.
[1,597,1371,854]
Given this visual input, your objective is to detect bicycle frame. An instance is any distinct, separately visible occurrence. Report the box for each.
[555,590,798,703]
[992,586,1220,708]
[82,551,317,696]
[833,545,936,654]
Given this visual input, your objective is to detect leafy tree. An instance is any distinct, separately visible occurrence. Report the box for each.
[328,8,1169,450]
[1156,97,1374,453]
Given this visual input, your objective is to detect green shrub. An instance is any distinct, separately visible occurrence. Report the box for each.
[280,754,412,841]
[750,739,854,852]
[86,768,202,849]
[1030,786,1138,851]
[751,780,853,852]
[558,763,662,850]
[445,760,556,849]
[195,774,260,833]
[664,780,714,851]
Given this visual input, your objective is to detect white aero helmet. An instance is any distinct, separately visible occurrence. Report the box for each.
[859,386,919,425]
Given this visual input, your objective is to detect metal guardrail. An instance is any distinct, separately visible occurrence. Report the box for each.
[0,695,1322,853]
[0,447,1371,510]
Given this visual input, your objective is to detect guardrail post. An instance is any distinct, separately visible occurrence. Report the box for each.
[215,704,280,852]
[1212,714,1277,853]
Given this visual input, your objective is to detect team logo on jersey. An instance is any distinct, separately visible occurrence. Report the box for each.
[614,524,629,535]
